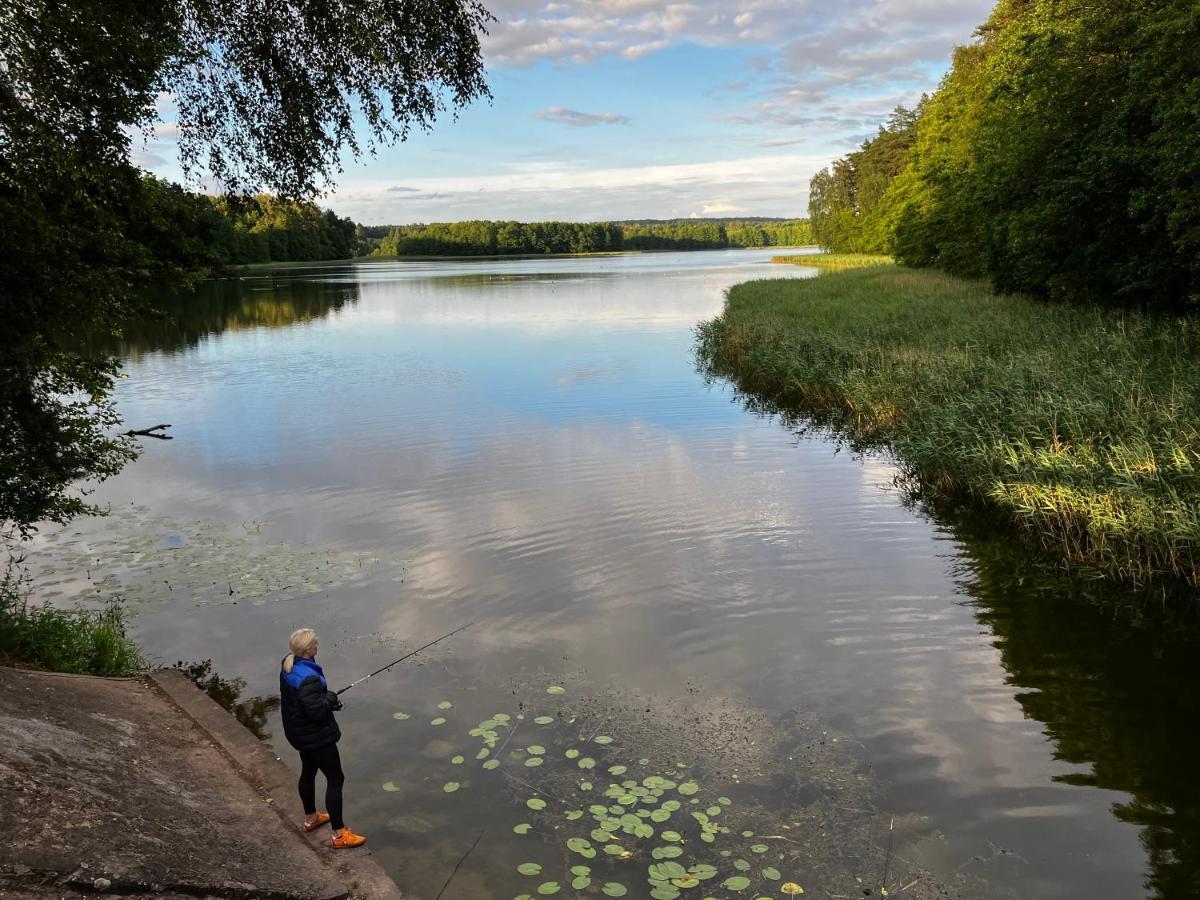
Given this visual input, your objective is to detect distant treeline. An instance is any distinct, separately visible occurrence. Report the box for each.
[808,0,1199,310]
[371,219,812,256]
[137,177,364,271]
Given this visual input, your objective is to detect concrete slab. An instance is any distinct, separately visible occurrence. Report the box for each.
[0,666,403,900]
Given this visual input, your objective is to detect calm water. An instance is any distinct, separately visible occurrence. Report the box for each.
[32,250,1200,899]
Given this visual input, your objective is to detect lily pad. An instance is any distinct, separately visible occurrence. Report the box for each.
[517,863,542,875]
[608,765,627,775]
[482,759,500,770]
[443,781,460,793]
[546,686,565,695]
[381,781,400,792]
[570,865,591,877]
[437,701,453,710]
[733,859,751,872]
[567,837,593,854]
[513,823,532,834]
[534,716,554,725]
[565,748,580,759]
[750,844,768,854]
[578,757,596,769]
[430,717,447,726]
[451,756,464,765]
[476,748,490,760]
[594,735,613,744]
[536,882,560,895]
[392,712,410,720]
[662,830,682,842]
[762,867,781,880]
[601,885,627,897]
[671,874,700,888]
[527,745,546,755]
[722,876,751,891]
[571,876,591,890]
[565,810,584,820]
[527,798,547,810]
[525,757,544,768]
[677,781,699,796]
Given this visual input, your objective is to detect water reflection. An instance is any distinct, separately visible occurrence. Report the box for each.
[32,250,1200,899]
[173,658,281,741]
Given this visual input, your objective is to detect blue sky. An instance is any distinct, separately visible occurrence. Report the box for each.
[135,0,995,224]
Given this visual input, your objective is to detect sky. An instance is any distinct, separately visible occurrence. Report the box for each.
[134,0,996,225]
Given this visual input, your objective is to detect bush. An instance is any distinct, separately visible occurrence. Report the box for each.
[0,561,144,675]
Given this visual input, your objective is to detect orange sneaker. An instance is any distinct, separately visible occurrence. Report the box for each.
[303,812,330,832]
[331,827,367,848]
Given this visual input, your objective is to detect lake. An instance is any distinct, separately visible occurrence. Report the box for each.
[28,249,1200,899]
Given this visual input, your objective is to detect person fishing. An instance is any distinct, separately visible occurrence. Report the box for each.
[279,627,367,848]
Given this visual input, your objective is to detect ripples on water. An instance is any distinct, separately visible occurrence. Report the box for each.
[31,249,1200,899]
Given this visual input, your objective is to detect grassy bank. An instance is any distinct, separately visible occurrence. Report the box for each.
[696,266,1200,588]
[0,565,143,675]
[771,253,892,269]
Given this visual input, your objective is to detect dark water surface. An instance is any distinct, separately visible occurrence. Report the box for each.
[29,250,1200,899]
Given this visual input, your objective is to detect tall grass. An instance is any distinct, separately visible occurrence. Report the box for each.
[770,253,893,270]
[0,562,144,675]
[696,267,1200,588]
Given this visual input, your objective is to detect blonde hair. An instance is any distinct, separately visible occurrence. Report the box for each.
[283,627,318,673]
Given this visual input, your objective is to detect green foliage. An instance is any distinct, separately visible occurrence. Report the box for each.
[697,268,1200,587]
[808,0,1200,310]
[0,562,143,675]
[0,0,491,534]
[372,219,812,257]
[770,253,892,270]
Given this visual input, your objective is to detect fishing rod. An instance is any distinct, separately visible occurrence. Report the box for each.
[335,620,475,696]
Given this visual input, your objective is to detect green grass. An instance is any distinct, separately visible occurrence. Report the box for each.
[0,563,144,675]
[696,266,1200,588]
[770,253,893,269]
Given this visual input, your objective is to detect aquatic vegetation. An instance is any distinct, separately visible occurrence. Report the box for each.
[697,267,1200,590]
[23,507,397,606]
[382,683,820,899]
[770,253,892,270]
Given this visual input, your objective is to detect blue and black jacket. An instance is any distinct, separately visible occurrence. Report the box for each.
[280,657,341,752]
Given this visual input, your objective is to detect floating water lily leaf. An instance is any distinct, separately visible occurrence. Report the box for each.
[662,830,682,842]
[451,756,464,765]
[536,882,560,895]
[546,686,565,695]
[661,800,681,812]
[604,844,625,855]
[437,701,453,710]
[651,846,683,859]
[780,883,805,895]
[650,888,680,900]
[565,749,580,759]
[688,865,717,880]
[570,865,591,877]
[431,717,447,726]
[525,757,544,768]
[566,810,584,821]
[527,798,547,811]
[578,757,596,769]
[567,837,593,854]
[494,713,511,722]
[733,859,751,872]
[671,874,700,889]
[534,716,554,725]
[482,759,500,770]
[514,823,532,834]
[650,809,671,823]
[392,712,410,720]
[762,867,781,880]
[580,781,593,790]
[592,828,614,842]
[638,758,650,765]
[571,876,591,890]
[750,844,768,854]
[741,830,753,838]
[527,745,546,755]
[677,781,699,796]
[722,876,751,891]
[443,782,460,793]
[601,884,627,897]
[594,735,613,744]
[514,895,533,900]
[717,797,731,806]
[477,748,490,760]
[657,862,687,879]
[608,765,627,775]
[517,863,542,875]
[382,782,400,792]
[705,806,721,816]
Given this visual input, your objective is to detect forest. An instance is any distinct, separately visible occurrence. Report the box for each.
[371,218,811,256]
[807,0,1199,310]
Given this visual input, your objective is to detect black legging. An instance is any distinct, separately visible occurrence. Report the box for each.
[298,744,345,831]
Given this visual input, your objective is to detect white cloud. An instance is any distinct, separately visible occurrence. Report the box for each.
[535,106,631,126]
[331,152,826,222]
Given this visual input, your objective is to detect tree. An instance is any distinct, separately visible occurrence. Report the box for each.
[0,0,492,534]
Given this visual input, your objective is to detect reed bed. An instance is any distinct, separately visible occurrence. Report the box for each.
[696,267,1200,588]
[770,253,893,270]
